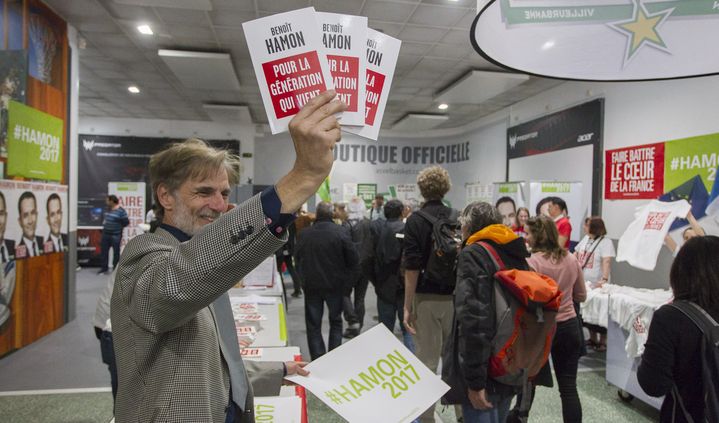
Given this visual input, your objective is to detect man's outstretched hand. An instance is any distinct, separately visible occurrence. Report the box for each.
[276,91,347,214]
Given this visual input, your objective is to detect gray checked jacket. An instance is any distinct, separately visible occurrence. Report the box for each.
[111,194,286,422]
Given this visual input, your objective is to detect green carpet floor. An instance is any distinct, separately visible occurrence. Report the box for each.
[0,392,114,423]
[0,371,659,422]
[308,370,660,422]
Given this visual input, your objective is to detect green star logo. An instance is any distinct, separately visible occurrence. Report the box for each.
[609,0,674,65]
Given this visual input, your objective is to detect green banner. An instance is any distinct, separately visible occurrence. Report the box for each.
[387,185,397,199]
[541,182,571,193]
[357,183,377,208]
[500,0,719,25]
[317,177,331,202]
[498,183,518,193]
[7,100,63,181]
[663,133,719,193]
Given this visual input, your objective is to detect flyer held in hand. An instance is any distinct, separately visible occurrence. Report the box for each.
[285,325,450,423]
[244,8,400,140]
[318,12,367,127]
[243,8,335,134]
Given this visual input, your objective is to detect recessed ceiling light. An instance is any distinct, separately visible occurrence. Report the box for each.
[137,24,153,35]
[128,86,140,94]
[438,103,449,110]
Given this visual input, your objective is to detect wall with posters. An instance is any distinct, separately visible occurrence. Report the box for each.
[254,116,507,210]
[74,131,240,266]
[0,0,75,357]
[256,74,719,246]
[508,76,719,240]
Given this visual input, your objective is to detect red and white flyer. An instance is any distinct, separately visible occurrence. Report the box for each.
[243,8,335,134]
[346,29,401,141]
[317,12,367,127]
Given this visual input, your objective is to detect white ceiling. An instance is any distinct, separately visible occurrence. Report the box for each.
[43,0,564,131]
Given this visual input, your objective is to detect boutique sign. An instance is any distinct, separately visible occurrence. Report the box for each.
[333,142,470,165]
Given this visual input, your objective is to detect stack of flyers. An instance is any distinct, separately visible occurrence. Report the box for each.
[243,8,401,140]
[237,313,268,322]
[231,302,259,314]
[241,348,263,359]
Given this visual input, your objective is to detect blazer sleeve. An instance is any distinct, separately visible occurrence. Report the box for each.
[115,194,287,334]
[455,246,496,391]
[245,360,284,397]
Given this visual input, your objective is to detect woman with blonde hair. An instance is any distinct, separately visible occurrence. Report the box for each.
[525,216,587,423]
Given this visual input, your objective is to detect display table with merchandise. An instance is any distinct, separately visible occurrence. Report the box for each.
[603,285,673,410]
[230,295,287,347]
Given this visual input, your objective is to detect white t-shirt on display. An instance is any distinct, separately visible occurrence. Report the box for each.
[575,235,615,287]
[616,199,691,271]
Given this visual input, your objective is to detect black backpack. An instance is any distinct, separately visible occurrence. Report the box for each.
[668,301,719,423]
[415,208,460,287]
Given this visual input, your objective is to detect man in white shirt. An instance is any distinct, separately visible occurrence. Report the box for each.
[45,193,67,253]
[16,191,43,259]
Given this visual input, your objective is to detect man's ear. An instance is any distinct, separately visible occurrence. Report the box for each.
[156,184,174,212]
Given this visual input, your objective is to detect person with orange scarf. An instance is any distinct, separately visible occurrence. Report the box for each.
[450,202,531,423]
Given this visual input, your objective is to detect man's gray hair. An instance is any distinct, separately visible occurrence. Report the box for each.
[459,201,502,235]
[315,201,334,221]
[149,138,240,222]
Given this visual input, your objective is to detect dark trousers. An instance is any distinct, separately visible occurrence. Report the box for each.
[305,290,343,360]
[276,252,302,294]
[552,318,583,423]
[100,232,122,272]
[342,275,368,328]
[377,295,415,352]
[99,330,118,409]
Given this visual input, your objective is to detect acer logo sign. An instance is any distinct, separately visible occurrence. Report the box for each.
[577,133,594,143]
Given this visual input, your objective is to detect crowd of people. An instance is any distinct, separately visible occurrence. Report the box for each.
[96,93,717,423]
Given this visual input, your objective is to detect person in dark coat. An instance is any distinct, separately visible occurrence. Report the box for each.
[275,221,303,297]
[295,201,359,360]
[638,235,719,423]
[452,202,531,423]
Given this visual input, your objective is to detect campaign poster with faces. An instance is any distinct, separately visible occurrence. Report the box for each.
[0,180,68,261]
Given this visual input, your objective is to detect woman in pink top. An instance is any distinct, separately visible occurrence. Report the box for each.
[526,216,587,423]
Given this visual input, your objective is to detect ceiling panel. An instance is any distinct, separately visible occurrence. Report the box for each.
[211,0,255,12]
[43,0,558,132]
[312,0,364,15]
[258,0,311,13]
[366,20,403,37]
[362,1,417,22]
[211,11,256,27]
[153,7,209,24]
[427,43,468,59]
[408,4,467,26]
[398,25,447,43]
[440,29,469,45]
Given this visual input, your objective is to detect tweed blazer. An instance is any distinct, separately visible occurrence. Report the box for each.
[111,194,286,422]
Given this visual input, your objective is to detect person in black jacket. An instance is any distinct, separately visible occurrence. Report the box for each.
[454,202,531,423]
[638,235,719,423]
[369,199,415,351]
[275,221,302,298]
[295,202,359,360]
